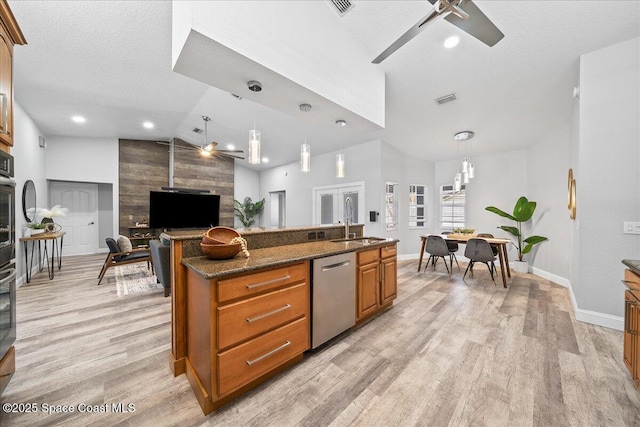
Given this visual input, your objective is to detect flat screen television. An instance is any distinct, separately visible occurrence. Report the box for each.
[149,191,220,230]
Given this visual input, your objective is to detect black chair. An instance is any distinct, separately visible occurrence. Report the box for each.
[477,233,499,256]
[441,232,460,270]
[463,238,497,284]
[425,235,453,275]
[98,238,153,285]
[149,239,171,297]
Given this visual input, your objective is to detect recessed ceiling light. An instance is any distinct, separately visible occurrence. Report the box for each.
[444,36,460,49]
[453,131,474,141]
[71,115,86,123]
[143,121,154,129]
[261,157,269,163]
[226,144,235,150]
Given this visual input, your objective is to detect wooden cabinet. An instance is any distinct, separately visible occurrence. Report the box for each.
[0,1,26,151]
[624,289,640,389]
[184,262,310,414]
[356,243,397,322]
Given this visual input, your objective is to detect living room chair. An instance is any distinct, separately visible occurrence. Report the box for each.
[424,235,453,275]
[98,237,153,285]
[463,238,497,285]
[149,239,171,297]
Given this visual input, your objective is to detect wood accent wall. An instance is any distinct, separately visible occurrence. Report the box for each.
[118,139,234,236]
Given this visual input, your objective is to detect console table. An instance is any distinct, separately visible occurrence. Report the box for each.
[19,231,66,283]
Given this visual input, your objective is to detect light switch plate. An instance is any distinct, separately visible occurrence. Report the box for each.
[623,222,640,234]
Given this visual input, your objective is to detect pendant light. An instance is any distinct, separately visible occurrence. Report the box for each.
[336,119,346,178]
[453,130,475,185]
[300,104,311,173]
[199,116,213,158]
[247,80,262,165]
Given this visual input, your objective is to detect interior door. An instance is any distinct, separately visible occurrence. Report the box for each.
[49,181,98,255]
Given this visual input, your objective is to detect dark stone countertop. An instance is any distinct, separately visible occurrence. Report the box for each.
[161,224,364,241]
[182,238,397,280]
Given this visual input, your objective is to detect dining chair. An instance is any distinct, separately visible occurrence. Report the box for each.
[477,233,499,256]
[425,235,453,275]
[441,232,460,270]
[463,238,497,284]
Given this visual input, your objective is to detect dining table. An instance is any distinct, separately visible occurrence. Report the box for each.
[418,234,512,288]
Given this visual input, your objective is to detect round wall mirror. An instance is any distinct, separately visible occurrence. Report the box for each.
[22,180,36,223]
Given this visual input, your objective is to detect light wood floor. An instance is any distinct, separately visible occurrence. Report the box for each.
[1,254,639,426]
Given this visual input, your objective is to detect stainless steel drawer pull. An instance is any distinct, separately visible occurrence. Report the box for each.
[246,304,291,323]
[245,274,291,289]
[246,341,291,366]
[321,261,351,272]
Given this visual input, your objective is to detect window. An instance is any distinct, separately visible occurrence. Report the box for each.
[385,181,398,231]
[409,184,427,228]
[440,184,465,229]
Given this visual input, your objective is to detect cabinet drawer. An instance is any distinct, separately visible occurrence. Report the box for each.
[217,317,309,396]
[381,244,397,259]
[218,263,307,303]
[218,283,308,350]
[358,248,379,266]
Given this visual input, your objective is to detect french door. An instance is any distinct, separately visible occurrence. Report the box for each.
[312,182,364,225]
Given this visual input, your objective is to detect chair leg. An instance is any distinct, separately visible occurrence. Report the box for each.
[452,253,460,269]
[487,261,496,285]
[443,256,450,275]
[98,254,114,285]
[424,255,433,272]
[463,262,472,279]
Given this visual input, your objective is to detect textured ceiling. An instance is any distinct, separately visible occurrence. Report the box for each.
[9,1,640,170]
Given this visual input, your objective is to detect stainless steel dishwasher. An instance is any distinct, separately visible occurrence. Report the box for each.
[311,252,356,349]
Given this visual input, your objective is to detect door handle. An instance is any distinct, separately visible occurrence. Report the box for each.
[88,222,95,225]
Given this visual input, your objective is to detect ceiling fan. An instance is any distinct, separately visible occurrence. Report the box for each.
[372,0,504,64]
[158,116,245,160]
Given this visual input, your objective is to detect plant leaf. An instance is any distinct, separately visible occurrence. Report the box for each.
[499,225,520,237]
[485,206,516,221]
[513,196,536,222]
[523,235,548,244]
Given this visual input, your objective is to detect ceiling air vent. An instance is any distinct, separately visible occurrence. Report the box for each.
[330,0,354,16]
[192,128,203,134]
[435,93,457,105]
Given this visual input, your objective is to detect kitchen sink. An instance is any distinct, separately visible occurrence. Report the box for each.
[331,237,387,245]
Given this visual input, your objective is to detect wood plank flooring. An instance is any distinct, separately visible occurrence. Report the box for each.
[1,254,639,426]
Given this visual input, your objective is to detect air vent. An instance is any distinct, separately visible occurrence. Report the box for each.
[330,0,354,16]
[192,128,203,134]
[435,93,457,105]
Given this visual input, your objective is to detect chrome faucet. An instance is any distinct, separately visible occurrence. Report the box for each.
[344,197,356,239]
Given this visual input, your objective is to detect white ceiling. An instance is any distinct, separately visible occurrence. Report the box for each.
[9,1,640,170]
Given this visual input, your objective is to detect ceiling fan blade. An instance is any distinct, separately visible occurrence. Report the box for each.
[220,153,245,160]
[444,0,504,47]
[372,7,441,64]
[215,150,245,154]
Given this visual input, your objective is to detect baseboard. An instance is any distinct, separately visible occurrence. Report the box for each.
[398,253,419,261]
[531,266,571,288]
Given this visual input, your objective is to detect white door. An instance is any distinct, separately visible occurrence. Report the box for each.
[269,191,286,227]
[49,181,98,255]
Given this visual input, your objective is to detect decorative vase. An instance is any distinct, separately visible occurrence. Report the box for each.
[41,217,54,224]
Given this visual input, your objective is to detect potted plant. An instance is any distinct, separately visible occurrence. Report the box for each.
[485,196,548,273]
[25,222,47,235]
[234,197,265,228]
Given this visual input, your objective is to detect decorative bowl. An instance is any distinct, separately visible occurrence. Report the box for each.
[204,226,241,244]
[200,242,242,260]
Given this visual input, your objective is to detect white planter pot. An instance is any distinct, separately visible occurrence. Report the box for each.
[511,260,529,274]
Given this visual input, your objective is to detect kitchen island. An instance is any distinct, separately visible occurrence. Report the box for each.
[163,225,397,414]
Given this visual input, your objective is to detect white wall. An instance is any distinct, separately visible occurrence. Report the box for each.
[12,103,48,285]
[575,36,640,325]
[234,164,260,228]
[259,139,384,235]
[45,136,119,237]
